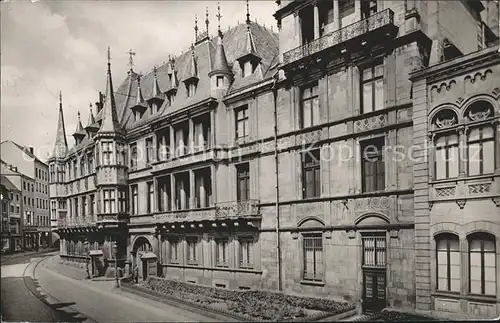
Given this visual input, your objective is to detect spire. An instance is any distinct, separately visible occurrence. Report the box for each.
[246,0,250,25]
[209,3,232,78]
[152,66,161,98]
[52,91,68,159]
[205,7,209,34]
[85,103,99,133]
[98,47,120,133]
[73,111,86,143]
[127,49,136,73]
[216,2,222,36]
[136,75,145,104]
[87,103,95,126]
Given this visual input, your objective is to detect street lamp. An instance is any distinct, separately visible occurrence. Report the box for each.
[112,242,119,288]
[83,240,90,279]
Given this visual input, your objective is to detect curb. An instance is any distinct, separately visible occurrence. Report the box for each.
[0,249,57,263]
[121,283,357,322]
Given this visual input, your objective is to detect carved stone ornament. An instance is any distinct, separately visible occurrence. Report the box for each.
[468,108,491,121]
[435,115,457,128]
[390,229,399,239]
[493,197,500,208]
[347,230,356,239]
[456,199,466,209]
[324,231,332,239]
[429,202,433,210]
[292,232,299,240]
[493,88,500,98]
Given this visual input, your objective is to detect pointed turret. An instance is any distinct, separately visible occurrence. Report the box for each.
[98,47,120,133]
[166,57,178,104]
[73,111,86,144]
[237,1,261,77]
[131,74,147,116]
[147,66,164,111]
[85,103,99,134]
[51,91,68,159]
[184,45,199,82]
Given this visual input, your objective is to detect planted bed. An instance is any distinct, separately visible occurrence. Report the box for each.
[140,277,356,321]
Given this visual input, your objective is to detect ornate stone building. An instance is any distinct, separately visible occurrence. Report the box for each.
[411,46,500,319]
[51,0,499,317]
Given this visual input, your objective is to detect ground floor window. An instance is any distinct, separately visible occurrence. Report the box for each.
[303,234,323,281]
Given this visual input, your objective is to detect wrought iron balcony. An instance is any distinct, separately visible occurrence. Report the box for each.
[215,200,260,219]
[282,9,395,66]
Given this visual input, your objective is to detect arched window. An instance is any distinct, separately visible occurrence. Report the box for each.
[436,233,460,292]
[468,233,496,296]
[433,109,459,180]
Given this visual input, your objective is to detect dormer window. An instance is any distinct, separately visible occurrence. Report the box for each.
[240,61,257,78]
[186,81,197,98]
[167,91,176,105]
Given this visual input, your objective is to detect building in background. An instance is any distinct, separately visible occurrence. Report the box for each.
[1,141,51,248]
[0,174,22,252]
[49,0,499,318]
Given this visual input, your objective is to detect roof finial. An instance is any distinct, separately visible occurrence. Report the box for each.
[107,46,111,66]
[246,0,250,25]
[77,111,81,120]
[153,65,157,77]
[127,49,136,72]
[194,14,199,40]
[59,90,62,108]
[205,7,209,34]
[89,102,93,112]
[216,2,222,36]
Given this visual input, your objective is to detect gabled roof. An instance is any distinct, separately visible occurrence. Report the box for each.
[1,140,45,164]
[1,175,19,192]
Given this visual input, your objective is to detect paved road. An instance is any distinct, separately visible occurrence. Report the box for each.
[35,256,218,322]
[1,251,85,322]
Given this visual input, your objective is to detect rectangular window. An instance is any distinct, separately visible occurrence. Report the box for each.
[73,160,77,178]
[147,181,154,214]
[216,238,229,267]
[89,194,95,215]
[302,149,321,198]
[187,237,198,265]
[235,105,249,141]
[80,157,86,176]
[103,189,116,214]
[361,137,385,192]
[87,153,94,173]
[435,134,459,180]
[146,137,154,164]
[361,62,384,113]
[236,163,250,201]
[436,235,460,292]
[131,185,138,215]
[119,189,127,213]
[469,236,496,296]
[130,143,137,169]
[362,234,386,267]
[303,234,323,281]
[169,238,179,263]
[102,141,113,165]
[468,126,495,176]
[50,165,55,183]
[82,196,87,216]
[300,82,320,129]
[239,238,254,269]
[361,0,378,19]
[216,76,224,87]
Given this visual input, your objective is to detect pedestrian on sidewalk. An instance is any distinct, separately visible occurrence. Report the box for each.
[133,264,139,284]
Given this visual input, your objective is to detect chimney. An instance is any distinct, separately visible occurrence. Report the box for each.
[13,167,17,172]
[29,147,34,154]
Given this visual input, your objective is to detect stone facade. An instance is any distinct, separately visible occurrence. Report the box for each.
[49,0,499,316]
[411,46,500,319]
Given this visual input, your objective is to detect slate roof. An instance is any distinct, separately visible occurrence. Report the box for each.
[58,21,278,156]
[1,175,19,192]
[1,140,46,164]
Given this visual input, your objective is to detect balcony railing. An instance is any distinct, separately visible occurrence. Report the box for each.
[215,200,260,219]
[282,9,395,65]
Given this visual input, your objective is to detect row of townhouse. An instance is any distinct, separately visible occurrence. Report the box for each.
[50,0,500,318]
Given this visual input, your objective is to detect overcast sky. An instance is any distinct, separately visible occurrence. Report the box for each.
[1,0,278,161]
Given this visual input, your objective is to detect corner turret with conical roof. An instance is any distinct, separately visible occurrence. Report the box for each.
[209,2,233,95]
[183,43,199,98]
[146,66,164,113]
[73,112,86,144]
[98,47,120,134]
[130,74,147,118]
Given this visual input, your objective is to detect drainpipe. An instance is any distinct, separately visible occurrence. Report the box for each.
[272,71,282,292]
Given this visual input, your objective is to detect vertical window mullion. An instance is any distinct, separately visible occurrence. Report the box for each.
[447,240,451,291]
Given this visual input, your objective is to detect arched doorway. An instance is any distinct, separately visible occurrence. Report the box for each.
[132,236,153,280]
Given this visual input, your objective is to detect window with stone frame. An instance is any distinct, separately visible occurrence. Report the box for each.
[129,143,138,169]
[89,194,95,216]
[131,185,138,215]
[360,61,384,114]
[73,159,77,178]
[87,152,94,173]
[187,236,199,265]
[236,163,250,201]
[147,181,154,214]
[50,165,55,183]
[302,149,321,198]
[432,109,459,180]
[468,233,496,296]
[145,137,154,164]
[361,137,385,192]
[239,237,254,269]
[80,156,86,176]
[467,125,495,176]
[168,237,180,264]
[436,233,460,293]
[235,105,249,141]
[300,81,320,129]
[118,189,127,213]
[303,234,323,282]
[339,0,355,18]
[215,238,229,268]
[102,141,114,165]
[361,0,378,19]
[103,189,116,214]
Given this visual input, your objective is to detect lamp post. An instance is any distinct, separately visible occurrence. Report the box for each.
[83,240,90,279]
[112,242,119,288]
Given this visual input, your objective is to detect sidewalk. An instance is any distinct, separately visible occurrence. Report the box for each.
[42,255,89,280]
[0,248,57,263]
